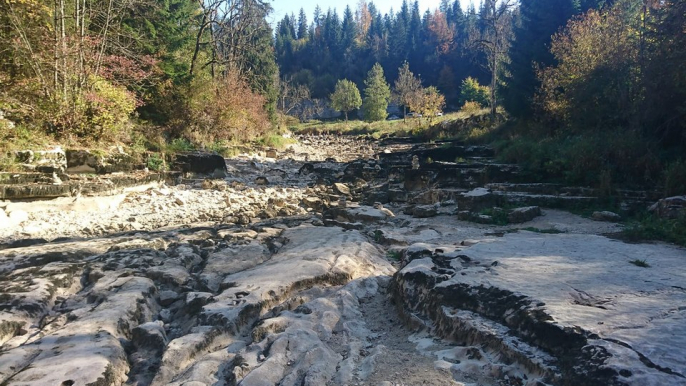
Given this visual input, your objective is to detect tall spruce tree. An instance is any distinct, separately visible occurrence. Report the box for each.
[363,62,391,121]
[297,8,309,40]
[502,0,579,117]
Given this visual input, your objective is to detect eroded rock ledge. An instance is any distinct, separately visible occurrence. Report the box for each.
[392,232,686,386]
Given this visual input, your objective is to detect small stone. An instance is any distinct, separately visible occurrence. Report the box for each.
[334,183,351,196]
[159,309,172,323]
[159,290,180,306]
[175,197,186,206]
[255,176,269,185]
[302,197,323,210]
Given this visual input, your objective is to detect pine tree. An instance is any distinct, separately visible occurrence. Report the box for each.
[243,17,279,122]
[363,63,391,121]
[342,6,356,50]
[297,8,308,40]
[330,79,362,122]
[502,0,579,117]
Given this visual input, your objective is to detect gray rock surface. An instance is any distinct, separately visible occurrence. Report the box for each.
[508,205,542,223]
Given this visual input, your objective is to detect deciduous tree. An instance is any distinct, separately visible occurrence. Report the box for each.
[330,79,362,122]
[393,62,422,120]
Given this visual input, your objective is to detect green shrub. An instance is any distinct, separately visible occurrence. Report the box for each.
[84,76,137,140]
[146,153,165,171]
[166,138,195,153]
[622,214,686,247]
[663,160,686,196]
[459,77,490,107]
[460,101,484,115]
[494,129,662,187]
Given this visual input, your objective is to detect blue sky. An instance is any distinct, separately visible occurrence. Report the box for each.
[269,0,476,26]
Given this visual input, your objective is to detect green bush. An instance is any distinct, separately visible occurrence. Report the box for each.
[166,138,195,153]
[84,76,137,140]
[146,153,165,171]
[494,129,662,187]
[663,160,686,196]
[622,214,686,247]
[460,101,484,115]
[459,77,490,107]
[41,76,136,142]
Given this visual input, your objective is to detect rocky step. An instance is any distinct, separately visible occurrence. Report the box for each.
[486,184,661,211]
[379,145,495,164]
[492,191,599,210]
[0,172,176,200]
[391,235,686,386]
[403,163,521,191]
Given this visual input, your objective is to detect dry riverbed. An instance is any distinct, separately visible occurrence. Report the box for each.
[0,135,684,386]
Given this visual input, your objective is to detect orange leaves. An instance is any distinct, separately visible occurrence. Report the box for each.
[427,10,454,56]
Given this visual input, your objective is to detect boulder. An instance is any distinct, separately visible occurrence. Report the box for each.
[457,188,497,212]
[173,152,227,175]
[507,206,542,224]
[591,211,622,222]
[388,188,408,202]
[412,205,438,218]
[648,196,686,219]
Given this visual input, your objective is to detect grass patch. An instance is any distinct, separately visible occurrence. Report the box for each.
[629,259,650,268]
[165,138,195,153]
[386,250,402,261]
[146,153,165,171]
[620,214,686,246]
[479,207,510,226]
[256,133,297,149]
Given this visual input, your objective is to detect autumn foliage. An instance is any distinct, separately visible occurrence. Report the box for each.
[184,70,271,143]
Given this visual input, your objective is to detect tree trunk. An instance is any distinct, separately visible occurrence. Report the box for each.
[190,12,208,77]
[490,55,497,117]
[60,0,66,101]
[95,0,114,76]
[54,0,59,96]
